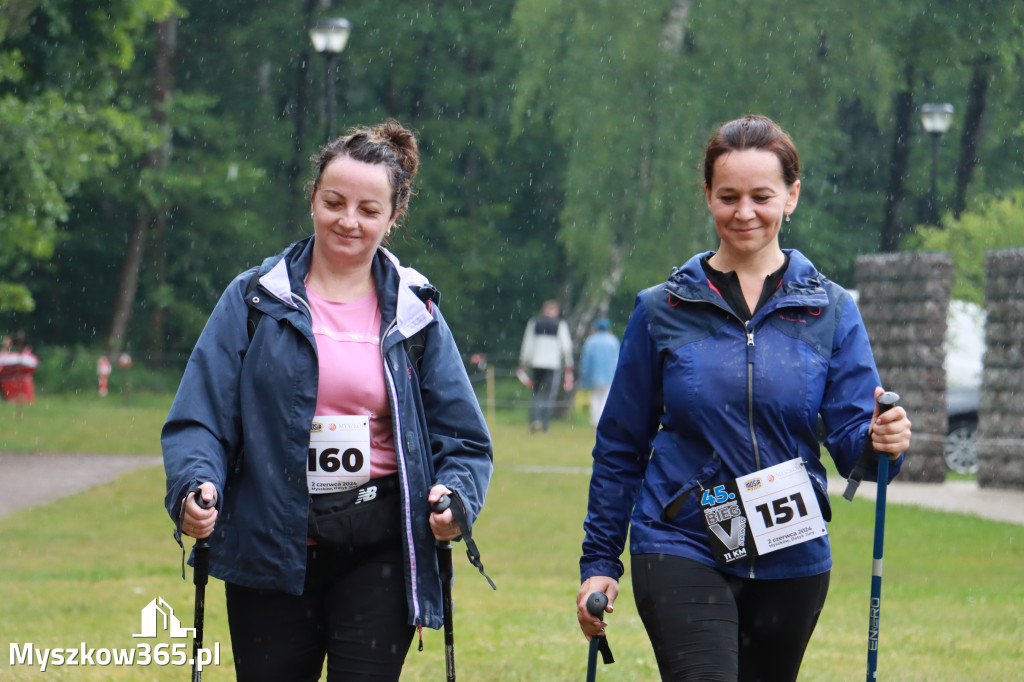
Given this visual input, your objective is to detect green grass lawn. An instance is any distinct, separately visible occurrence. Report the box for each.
[1,402,1021,680]
[0,393,172,455]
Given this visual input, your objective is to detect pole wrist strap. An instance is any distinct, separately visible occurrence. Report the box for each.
[447,491,497,590]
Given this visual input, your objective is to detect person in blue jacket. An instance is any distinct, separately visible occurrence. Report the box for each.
[163,119,493,681]
[578,318,620,427]
[575,115,911,681]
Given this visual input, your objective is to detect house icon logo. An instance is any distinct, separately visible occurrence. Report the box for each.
[133,597,194,639]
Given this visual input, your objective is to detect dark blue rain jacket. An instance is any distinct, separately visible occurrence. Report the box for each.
[581,250,903,582]
[163,236,493,630]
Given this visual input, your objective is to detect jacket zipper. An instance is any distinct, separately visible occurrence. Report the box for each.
[380,319,424,633]
[745,320,759,579]
[744,321,760,472]
[667,288,763,472]
[667,289,768,577]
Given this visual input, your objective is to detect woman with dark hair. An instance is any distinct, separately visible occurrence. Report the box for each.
[575,115,911,681]
[163,119,493,680]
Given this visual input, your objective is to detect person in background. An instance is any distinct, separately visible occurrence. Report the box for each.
[97,355,112,397]
[163,119,493,681]
[0,335,16,401]
[575,114,911,681]
[0,331,37,415]
[518,300,574,433]
[578,318,620,427]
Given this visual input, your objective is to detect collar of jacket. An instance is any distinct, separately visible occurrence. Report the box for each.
[663,249,830,315]
[252,236,438,345]
[372,247,439,347]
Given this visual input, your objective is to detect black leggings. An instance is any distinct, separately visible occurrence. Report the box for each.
[225,542,414,682]
[631,554,830,682]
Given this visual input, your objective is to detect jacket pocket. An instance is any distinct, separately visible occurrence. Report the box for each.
[660,452,724,522]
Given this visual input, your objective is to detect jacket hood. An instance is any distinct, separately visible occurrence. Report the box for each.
[254,236,437,341]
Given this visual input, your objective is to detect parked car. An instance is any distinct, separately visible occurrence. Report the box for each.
[945,385,980,474]
[944,300,984,475]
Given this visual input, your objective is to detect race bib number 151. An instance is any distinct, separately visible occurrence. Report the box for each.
[736,458,827,556]
[699,458,827,564]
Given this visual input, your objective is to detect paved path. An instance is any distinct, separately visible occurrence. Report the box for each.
[825,477,1024,526]
[0,452,162,518]
[1,455,1022,527]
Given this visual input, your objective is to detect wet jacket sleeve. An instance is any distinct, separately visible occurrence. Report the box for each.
[418,307,493,523]
[161,274,249,529]
[819,294,905,481]
[580,298,662,581]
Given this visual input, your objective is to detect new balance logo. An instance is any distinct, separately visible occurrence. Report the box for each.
[355,486,378,504]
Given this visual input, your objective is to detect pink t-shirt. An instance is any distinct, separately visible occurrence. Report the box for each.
[306,285,397,478]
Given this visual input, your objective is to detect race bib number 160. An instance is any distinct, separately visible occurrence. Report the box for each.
[307,415,371,494]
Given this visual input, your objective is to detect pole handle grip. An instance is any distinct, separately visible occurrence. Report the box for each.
[584,592,615,666]
[431,495,451,514]
[843,391,900,501]
[188,486,216,553]
[431,495,453,550]
[876,390,900,416]
[586,592,608,618]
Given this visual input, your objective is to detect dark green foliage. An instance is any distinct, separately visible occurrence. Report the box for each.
[2,0,1023,372]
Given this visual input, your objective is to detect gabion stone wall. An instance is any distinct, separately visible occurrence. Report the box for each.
[978,249,1024,490]
[855,253,952,483]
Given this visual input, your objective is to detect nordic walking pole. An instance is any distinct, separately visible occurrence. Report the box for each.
[585,592,614,682]
[431,495,457,682]
[866,391,900,681]
[190,489,216,682]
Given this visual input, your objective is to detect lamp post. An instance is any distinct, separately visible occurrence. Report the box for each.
[920,102,954,225]
[309,17,351,142]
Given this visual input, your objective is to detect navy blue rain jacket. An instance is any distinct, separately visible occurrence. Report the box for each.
[163,236,493,630]
[581,250,903,582]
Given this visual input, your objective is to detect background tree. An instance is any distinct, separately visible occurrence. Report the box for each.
[514,0,1024,345]
[3,0,1023,377]
[911,190,1024,305]
[0,0,171,316]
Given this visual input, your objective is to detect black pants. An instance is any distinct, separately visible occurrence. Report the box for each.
[530,367,559,430]
[631,554,830,682]
[225,542,414,682]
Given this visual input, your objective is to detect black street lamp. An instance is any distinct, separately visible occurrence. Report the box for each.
[920,102,954,225]
[309,17,352,142]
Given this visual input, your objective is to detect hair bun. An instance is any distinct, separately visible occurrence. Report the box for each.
[308,119,421,224]
[377,119,419,179]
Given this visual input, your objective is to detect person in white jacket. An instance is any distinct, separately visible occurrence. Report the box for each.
[518,300,574,432]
